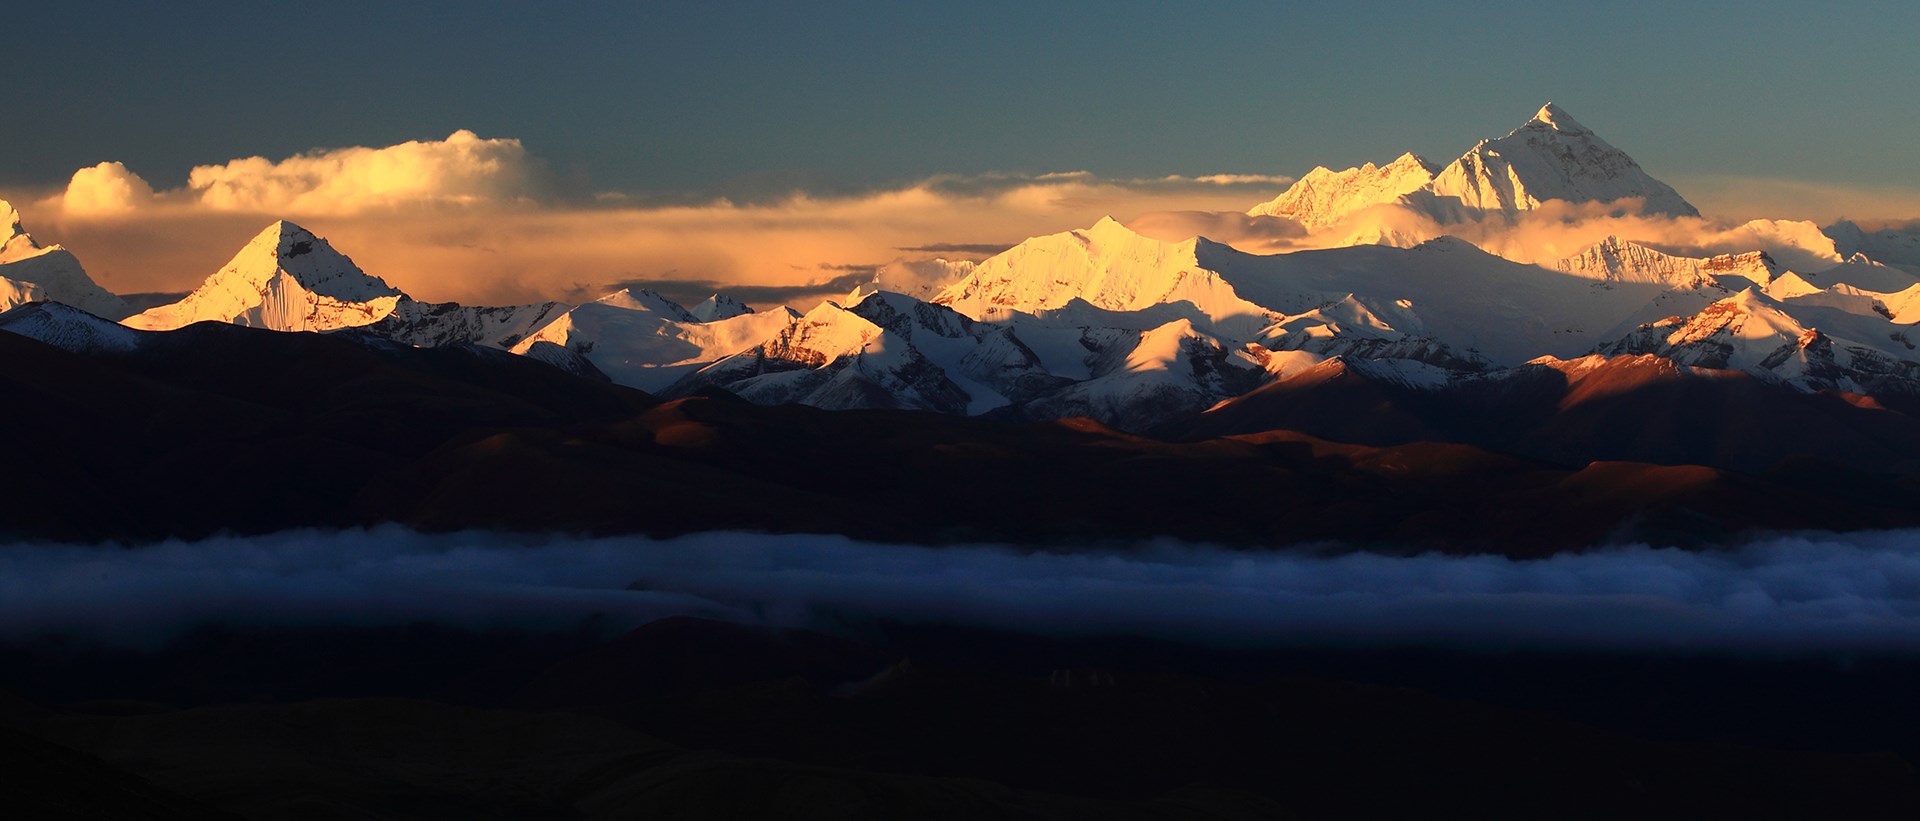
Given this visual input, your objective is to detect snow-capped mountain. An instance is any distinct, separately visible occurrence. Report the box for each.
[934,217,1281,340]
[125,221,404,332]
[1595,287,1920,393]
[0,200,131,319]
[667,296,977,413]
[509,288,800,392]
[363,298,571,349]
[6,102,1917,435]
[1243,104,1698,237]
[937,217,1680,366]
[1409,103,1700,221]
[1551,236,1773,289]
[1246,152,1437,229]
[1016,318,1270,430]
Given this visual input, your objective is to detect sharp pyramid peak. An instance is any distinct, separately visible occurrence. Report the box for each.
[1084,215,1149,241]
[1522,102,1589,135]
[252,219,318,243]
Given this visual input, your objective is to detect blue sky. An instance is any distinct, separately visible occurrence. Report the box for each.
[7,0,1917,199]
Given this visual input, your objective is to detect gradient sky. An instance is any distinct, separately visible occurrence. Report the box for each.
[7,0,1917,200]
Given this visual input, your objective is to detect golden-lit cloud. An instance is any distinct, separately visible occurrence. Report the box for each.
[18,133,1292,306]
[62,162,156,216]
[180,130,540,214]
[20,129,1919,310]
[1671,174,1920,224]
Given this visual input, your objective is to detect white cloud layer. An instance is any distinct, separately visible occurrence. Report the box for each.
[6,528,1920,653]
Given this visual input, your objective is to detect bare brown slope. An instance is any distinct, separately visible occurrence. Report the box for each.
[364,394,1896,555]
[1176,354,1920,477]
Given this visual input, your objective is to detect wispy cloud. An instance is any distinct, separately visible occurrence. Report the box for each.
[892,243,1014,256]
[579,271,874,309]
[1671,174,1920,224]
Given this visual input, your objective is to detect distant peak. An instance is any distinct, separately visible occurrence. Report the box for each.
[1,199,20,237]
[597,287,698,322]
[690,292,754,322]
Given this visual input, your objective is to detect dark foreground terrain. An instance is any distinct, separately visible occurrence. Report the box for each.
[5,616,1920,820]
[6,319,1920,553]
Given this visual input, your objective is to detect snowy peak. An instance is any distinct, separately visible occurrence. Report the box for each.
[244,221,400,299]
[689,293,753,322]
[0,200,131,319]
[125,220,404,332]
[1247,152,1437,228]
[0,200,29,258]
[1415,103,1700,220]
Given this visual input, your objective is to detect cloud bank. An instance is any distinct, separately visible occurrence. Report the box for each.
[7,528,1920,653]
[17,132,1288,306]
[183,129,541,214]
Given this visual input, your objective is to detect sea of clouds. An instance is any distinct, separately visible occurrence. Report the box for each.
[8,528,1920,653]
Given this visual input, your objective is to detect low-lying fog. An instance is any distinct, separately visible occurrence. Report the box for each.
[5,528,1920,652]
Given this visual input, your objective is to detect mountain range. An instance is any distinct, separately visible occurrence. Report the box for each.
[5,103,1920,547]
